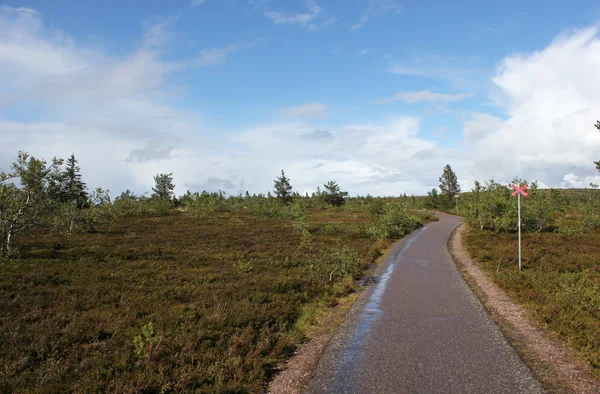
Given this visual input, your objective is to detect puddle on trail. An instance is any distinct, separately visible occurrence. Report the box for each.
[333,226,428,387]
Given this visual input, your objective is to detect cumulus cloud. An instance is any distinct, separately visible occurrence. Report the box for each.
[462,113,504,142]
[126,141,178,163]
[184,177,247,195]
[302,129,333,141]
[463,27,600,188]
[279,103,328,119]
[3,5,600,198]
[378,90,474,104]
[229,117,453,195]
[0,8,178,107]
[0,6,203,194]
[0,6,444,197]
[432,126,449,139]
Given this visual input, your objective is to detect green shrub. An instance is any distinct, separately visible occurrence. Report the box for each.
[53,202,116,235]
[133,322,156,361]
[369,200,385,216]
[308,247,364,284]
[464,180,558,233]
[410,210,439,222]
[113,193,172,217]
[366,204,422,240]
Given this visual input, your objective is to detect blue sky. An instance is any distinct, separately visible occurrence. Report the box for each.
[1,0,600,196]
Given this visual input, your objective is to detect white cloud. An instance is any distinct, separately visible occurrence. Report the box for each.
[0,7,179,107]
[190,0,205,6]
[142,17,177,48]
[432,126,448,139]
[388,57,488,91]
[230,117,451,195]
[279,103,328,119]
[196,43,245,66]
[0,6,449,197]
[378,90,474,104]
[463,26,600,188]
[354,49,370,57]
[351,0,401,30]
[561,173,600,188]
[3,5,600,197]
[0,6,207,195]
[264,1,322,28]
[462,113,503,142]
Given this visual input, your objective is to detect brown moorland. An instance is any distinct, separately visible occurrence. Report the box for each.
[0,204,432,393]
[463,228,600,378]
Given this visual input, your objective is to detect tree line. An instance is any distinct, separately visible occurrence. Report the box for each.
[0,152,361,259]
[2,121,599,258]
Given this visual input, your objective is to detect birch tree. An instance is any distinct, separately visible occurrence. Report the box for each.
[0,152,59,258]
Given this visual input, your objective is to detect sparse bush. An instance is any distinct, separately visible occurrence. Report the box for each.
[464,179,558,233]
[133,322,156,361]
[247,198,291,219]
[234,254,254,273]
[369,200,385,216]
[410,210,439,222]
[366,203,422,240]
[308,247,363,284]
[579,183,600,232]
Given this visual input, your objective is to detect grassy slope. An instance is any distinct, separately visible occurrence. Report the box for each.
[463,228,600,377]
[0,207,403,393]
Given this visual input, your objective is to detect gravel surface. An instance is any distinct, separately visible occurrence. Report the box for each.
[305,212,544,394]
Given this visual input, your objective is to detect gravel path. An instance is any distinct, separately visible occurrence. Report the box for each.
[305,212,544,394]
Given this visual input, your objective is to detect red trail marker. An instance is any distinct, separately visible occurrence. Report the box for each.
[511,184,529,197]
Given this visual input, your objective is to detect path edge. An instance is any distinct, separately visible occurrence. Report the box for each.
[448,224,600,394]
[267,228,421,394]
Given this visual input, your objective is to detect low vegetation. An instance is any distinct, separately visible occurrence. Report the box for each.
[463,229,600,377]
[455,122,600,377]
[2,137,600,391]
[0,152,433,392]
[458,134,600,377]
[0,206,418,393]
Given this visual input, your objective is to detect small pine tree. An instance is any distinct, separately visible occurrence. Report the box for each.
[47,154,88,208]
[439,164,460,197]
[273,170,293,203]
[63,154,88,208]
[322,180,348,206]
[152,173,175,201]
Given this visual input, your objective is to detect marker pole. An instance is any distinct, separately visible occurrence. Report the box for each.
[518,192,521,271]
